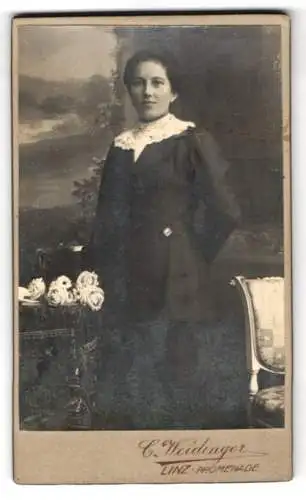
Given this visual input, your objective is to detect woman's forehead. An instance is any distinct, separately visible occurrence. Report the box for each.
[132,60,168,78]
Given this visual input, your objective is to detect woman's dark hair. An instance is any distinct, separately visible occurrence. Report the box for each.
[123,49,181,94]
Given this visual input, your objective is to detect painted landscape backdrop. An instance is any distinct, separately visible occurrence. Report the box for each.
[18,25,284,287]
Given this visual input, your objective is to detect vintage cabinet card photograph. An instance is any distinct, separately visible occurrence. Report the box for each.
[12,13,292,484]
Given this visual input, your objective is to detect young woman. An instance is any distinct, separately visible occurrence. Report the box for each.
[84,49,248,430]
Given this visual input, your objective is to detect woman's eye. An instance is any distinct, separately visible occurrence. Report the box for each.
[152,80,164,87]
[130,78,165,90]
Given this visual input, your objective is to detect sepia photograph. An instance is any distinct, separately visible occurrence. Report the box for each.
[12,14,291,484]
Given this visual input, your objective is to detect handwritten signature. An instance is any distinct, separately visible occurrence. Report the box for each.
[138,438,267,476]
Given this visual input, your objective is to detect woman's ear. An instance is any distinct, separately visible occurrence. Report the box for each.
[170,93,178,103]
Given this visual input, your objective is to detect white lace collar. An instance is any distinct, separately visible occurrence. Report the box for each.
[114,113,195,161]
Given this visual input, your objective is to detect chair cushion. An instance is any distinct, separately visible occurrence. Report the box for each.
[257,329,285,371]
[246,278,285,372]
[252,385,285,427]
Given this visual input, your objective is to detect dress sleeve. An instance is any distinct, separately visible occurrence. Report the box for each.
[189,128,241,264]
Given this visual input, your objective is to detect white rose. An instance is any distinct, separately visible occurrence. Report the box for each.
[46,286,69,306]
[87,287,105,311]
[66,290,76,305]
[72,288,81,302]
[78,287,89,306]
[27,278,46,300]
[18,286,31,302]
[79,286,105,311]
[76,271,99,290]
[54,275,72,290]
[48,280,58,291]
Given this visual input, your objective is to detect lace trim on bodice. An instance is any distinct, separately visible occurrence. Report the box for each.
[114,113,196,161]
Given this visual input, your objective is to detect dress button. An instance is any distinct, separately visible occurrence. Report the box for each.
[163,227,173,237]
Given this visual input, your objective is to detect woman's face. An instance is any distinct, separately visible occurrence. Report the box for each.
[128,60,177,122]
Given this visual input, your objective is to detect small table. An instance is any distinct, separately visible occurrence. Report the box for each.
[18,303,98,430]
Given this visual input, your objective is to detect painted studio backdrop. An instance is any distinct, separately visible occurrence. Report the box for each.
[17,24,285,431]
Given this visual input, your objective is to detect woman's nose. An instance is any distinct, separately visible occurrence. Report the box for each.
[143,82,153,97]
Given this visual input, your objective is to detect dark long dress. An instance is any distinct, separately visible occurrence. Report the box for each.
[83,125,249,430]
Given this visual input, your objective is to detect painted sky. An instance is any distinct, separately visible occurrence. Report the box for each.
[18,25,117,81]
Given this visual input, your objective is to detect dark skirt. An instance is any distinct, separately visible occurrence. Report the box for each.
[92,308,249,430]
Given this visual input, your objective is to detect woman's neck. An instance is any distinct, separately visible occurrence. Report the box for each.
[137,112,171,127]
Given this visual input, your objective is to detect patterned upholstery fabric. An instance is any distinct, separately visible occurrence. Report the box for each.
[246,278,285,372]
[252,386,285,427]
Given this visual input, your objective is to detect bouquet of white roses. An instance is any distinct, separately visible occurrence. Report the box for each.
[19,271,105,312]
